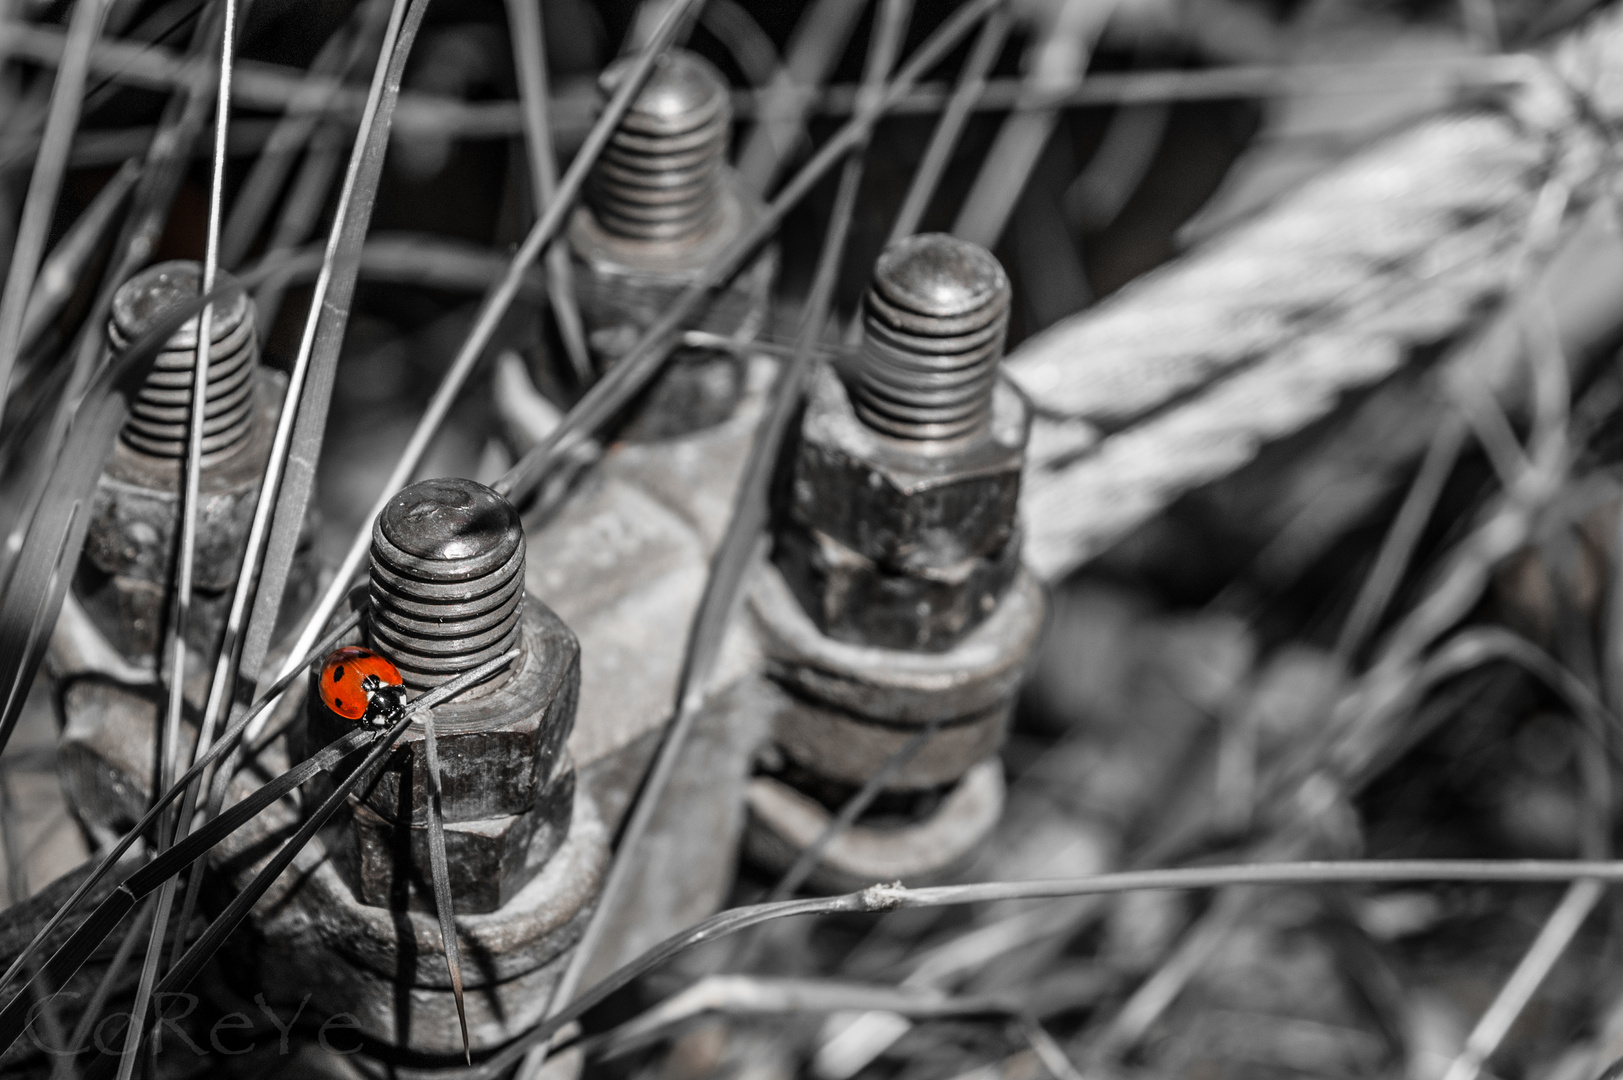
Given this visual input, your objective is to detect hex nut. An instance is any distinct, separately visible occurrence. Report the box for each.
[789,363,1030,572]
[773,523,1022,652]
[766,677,1010,790]
[743,758,1005,891]
[339,759,575,914]
[750,556,1048,724]
[307,596,579,824]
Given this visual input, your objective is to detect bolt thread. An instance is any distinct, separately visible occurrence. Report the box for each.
[110,261,259,464]
[853,234,1011,443]
[587,49,731,243]
[368,478,527,690]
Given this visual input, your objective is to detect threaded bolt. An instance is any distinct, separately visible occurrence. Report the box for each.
[587,49,731,243]
[110,260,259,464]
[368,478,527,690]
[853,234,1011,443]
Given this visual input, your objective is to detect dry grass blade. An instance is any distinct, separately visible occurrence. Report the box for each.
[0,279,238,768]
[886,6,1008,246]
[1335,415,1468,662]
[0,608,362,1000]
[268,0,707,716]
[420,710,470,1062]
[953,0,1113,248]
[0,0,110,426]
[118,6,239,1067]
[18,156,138,354]
[223,0,429,761]
[217,0,377,268]
[1019,1015,1085,1080]
[497,0,1003,506]
[505,0,592,384]
[1441,880,1604,1080]
[474,857,1623,1078]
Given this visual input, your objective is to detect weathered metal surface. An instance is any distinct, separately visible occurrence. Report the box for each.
[774,520,1023,652]
[751,563,1046,725]
[743,758,1006,893]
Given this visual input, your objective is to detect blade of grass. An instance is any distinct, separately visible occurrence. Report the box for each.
[51,896,150,1080]
[0,276,237,785]
[887,6,1008,246]
[734,0,867,193]
[421,709,469,1062]
[474,857,1623,1079]
[0,607,361,1000]
[18,156,139,355]
[260,0,707,743]
[217,0,381,267]
[0,0,111,428]
[505,0,592,385]
[496,0,1005,508]
[953,0,1115,249]
[176,0,426,971]
[119,6,238,1069]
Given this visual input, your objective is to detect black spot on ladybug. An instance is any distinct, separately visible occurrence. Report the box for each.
[333,698,345,712]
[332,665,345,682]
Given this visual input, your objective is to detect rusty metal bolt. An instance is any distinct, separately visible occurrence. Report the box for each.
[74,261,314,662]
[852,232,1011,443]
[310,478,582,913]
[111,260,259,463]
[586,49,730,243]
[567,49,776,440]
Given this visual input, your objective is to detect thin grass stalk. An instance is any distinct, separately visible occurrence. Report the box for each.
[0,0,110,427]
[217,2,369,268]
[505,0,593,385]
[0,0,227,598]
[496,0,1005,507]
[201,0,425,785]
[886,6,1008,246]
[18,157,139,355]
[734,0,867,193]
[259,0,708,744]
[51,896,150,1080]
[1443,882,1603,1080]
[1018,1016,1085,1080]
[0,608,361,1001]
[120,11,238,1059]
[1334,416,1468,663]
[475,858,1623,1079]
[420,711,470,1061]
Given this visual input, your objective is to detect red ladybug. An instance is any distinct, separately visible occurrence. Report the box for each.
[319,646,407,724]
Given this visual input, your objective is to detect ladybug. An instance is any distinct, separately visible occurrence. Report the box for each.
[319,646,407,725]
